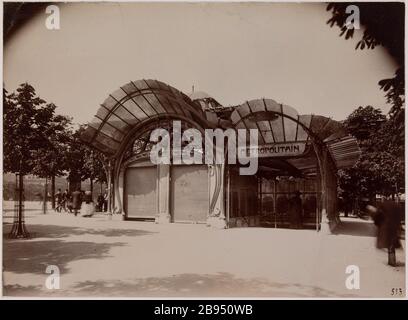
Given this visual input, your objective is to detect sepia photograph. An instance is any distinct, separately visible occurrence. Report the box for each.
[1,1,406,300]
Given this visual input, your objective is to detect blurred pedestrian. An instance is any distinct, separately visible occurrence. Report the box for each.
[72,189,82,216]
[55,188,63,213]
[289,191,302,229]
[367,198,402,266]
[81,190,95,217]
[66,190,73,213]
[61,189,68,212]
[103,191,108,212]
[97,193,104,212]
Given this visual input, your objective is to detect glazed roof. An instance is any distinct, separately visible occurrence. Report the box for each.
[81,79,361,172]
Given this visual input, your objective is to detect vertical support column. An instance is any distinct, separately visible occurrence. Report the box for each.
[313,142,330,234]
[115,167,124,219]
[320,150,331,234]
[107,159,114,218]
[207,164,226,229]
[156,164,171,223]
[225,165,230,227]
[314,144,339,234]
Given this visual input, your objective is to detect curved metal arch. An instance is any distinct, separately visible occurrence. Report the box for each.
[231,109,323,147]
[112,113,209,215]
[87,79,213,153]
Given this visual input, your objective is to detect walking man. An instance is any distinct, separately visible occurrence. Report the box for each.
[367,198,402,266]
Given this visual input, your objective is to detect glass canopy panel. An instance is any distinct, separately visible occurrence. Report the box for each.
[88,116,103,130]
[132,80,149,92]
[264,99,281,113]
[102,95,118,110]
[297,115,312,141]
[283,117,298,142]
[269,116,284,142]
[318,120,343,141]
[243,118,259,130]
[238,103,251,118]
[113,105,140,126]
[257,121,274,144]
[121,82,136,95]
[281,104,298,119]
[96,106,110,120]
[99,122,125,141]
[94,133,120,151]
[111,87,128,102]
[235,121,246,130]
[296,125,309,141]
[310,115,329,134]
[154,93,176,114]
[122,98,149,121]
[132,95,158,116]
[281,104,299,142]
[106,113,131,132]
[144,93,166,114]
[247,99,266,112]
[171,100,187,116]
[145,79,161,91]
[230,111,241,124]
[168,86,184,102]
[156,80,171,92]
[92,139,116,155]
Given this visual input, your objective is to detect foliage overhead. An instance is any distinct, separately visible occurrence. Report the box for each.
[327,2,405,121]
[338,106,404,201]
[4,83,107,189]
[4,83,52,175]
[64,126,108,185]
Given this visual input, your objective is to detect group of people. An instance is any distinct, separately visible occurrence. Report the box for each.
[54,188,109,217]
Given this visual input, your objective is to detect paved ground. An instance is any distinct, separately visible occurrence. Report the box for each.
[2,211,405,298]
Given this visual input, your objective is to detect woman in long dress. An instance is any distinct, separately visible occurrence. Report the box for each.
[81,191,94,217]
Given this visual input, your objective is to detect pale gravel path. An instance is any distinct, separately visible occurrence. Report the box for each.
[2,211,405,298]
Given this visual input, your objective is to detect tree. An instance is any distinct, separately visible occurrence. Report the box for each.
[30,104,73,208]
[3,83,51,237]
[338,106,404,210]
[327,3,404,106]
[342,106,385,152]
[3,83,48,175]
[327,3,405,159]
[81,136,108,195]
[64,126,107,193]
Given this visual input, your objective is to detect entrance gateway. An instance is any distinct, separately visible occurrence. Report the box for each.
[81,79,361,232]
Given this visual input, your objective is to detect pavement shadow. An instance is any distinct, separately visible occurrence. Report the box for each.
[333,220,377,237]
[3,224,156,239]
[4,272,359,298]
[3,239,126,275]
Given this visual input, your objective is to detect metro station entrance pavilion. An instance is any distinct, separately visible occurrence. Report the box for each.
[81,79,361,232]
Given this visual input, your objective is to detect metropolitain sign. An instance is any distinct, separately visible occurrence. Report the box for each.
[240,142,307,158]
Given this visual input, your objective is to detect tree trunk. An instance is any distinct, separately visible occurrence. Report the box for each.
[90,178,93,195]
[51,175,56,209]
[18,173,24,225]
[69,176,81,192]
[43,177,48,214]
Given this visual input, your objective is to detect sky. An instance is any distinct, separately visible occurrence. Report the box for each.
[3,2,397,125]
